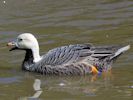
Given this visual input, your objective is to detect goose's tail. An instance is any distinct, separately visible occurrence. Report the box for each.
[110,45,130,60]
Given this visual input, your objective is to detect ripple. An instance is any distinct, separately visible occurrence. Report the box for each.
[0,76,21,84]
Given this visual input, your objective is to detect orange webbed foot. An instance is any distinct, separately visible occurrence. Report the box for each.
[91,66,99,75]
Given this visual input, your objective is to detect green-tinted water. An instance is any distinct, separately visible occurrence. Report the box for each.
[0,0,133,100]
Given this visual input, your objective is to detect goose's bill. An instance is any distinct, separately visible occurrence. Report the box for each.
[7,41,18,51]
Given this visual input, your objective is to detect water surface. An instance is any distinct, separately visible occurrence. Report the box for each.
[0,0,133,100]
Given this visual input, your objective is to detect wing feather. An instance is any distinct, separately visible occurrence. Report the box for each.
[42,44,92,65]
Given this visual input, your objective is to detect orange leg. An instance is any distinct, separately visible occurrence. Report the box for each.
[90,66,99,82]
[91,66,99,75]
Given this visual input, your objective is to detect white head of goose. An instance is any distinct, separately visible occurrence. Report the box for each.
[7,33,130,75]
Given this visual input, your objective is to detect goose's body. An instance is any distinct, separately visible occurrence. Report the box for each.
[7,33,130,75]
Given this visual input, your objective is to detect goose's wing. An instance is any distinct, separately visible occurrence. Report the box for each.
[42,44,93,65]
[42,44,122,66]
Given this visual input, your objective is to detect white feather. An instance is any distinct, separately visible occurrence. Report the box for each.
[111,45,130,59]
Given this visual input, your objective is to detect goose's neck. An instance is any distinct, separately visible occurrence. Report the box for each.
[31,46,41,63]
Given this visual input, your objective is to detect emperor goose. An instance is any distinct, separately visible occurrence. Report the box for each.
[7,33,130,75]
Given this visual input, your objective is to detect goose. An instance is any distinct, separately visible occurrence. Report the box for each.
[7,33,130,75]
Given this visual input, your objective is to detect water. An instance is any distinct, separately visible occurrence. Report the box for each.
[0,0,133,100]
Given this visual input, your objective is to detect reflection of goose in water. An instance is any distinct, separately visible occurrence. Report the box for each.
[7,33,130,75]
[37,75,113,96]
[18,71,132,99]
[19,79,42,100]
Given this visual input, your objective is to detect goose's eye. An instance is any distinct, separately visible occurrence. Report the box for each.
[18,38,23,42]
